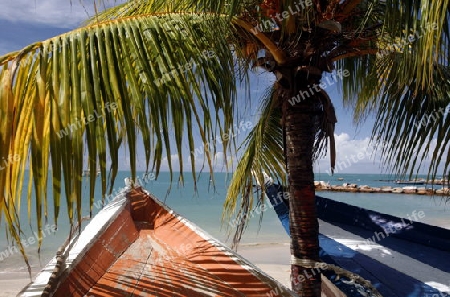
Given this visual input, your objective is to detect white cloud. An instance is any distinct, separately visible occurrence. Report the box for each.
[315,133,382,174]
[157,151,236,172]
[213,151,224,166]
[115,132,447,175]
[315,133,449,174]
[0,0,124,28]
[145,133,384,173]
[160,154,180,170]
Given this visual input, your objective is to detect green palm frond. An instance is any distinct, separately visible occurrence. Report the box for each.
[85,0,248,24]
[222,87,286,246]
[0,12,238,260]
[369,61,450,180]
[87,0,290,67]
[382,0,450,92]
[339,1,450,182]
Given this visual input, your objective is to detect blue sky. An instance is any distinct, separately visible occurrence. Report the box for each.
[0,0,394,174]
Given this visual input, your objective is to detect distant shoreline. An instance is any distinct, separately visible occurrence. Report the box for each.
[315,181,450,195]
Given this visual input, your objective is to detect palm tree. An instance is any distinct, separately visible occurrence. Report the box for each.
[1,0,449,296]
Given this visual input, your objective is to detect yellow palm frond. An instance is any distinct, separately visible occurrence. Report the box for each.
[0,12,238,261]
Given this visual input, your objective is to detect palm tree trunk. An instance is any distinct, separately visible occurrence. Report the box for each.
[283,92,321,297]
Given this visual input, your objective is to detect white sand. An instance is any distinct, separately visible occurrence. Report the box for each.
[1,242,292,296]
[239,242,292,287]
[0,272,32,297]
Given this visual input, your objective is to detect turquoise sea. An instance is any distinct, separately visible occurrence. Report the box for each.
[0,172,449,274]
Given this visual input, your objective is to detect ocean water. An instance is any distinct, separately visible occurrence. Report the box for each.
[0,172,449,274]
[315,173,450,229]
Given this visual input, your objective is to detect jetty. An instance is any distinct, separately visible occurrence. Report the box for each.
[315,181,450,195]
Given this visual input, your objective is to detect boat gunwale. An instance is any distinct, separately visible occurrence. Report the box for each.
[19,185,297,297]
[18,186,133,297]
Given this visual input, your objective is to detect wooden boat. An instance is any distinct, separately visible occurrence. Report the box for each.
[18,185,344,297]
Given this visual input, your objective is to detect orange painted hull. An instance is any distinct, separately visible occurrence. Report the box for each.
[21,187,295,297]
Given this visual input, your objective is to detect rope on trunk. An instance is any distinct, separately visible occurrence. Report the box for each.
[291,256,383,297]
[290,256,318,267]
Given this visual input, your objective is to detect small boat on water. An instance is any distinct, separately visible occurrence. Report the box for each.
[18,184,346,297]
[395,180,425,185]
[82,168,101,177]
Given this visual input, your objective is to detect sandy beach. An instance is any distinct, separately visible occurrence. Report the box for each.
[0,272,33,297]
[239,242,292,287]
[1,242,292,297]
[5,216,450,297]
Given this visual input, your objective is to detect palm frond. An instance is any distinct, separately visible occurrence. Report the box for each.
[369,61,450,181]
[84,0,248,24]
[0,12,238,258]
[382,0,450,92]
[339,1,450,182]
[222,87,286,247]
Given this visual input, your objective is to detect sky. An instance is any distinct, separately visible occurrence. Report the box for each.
[0,0,412,175]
